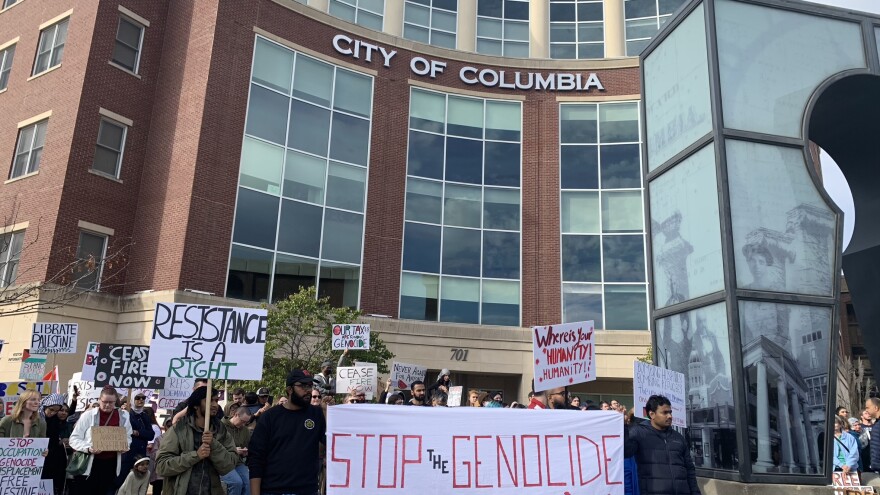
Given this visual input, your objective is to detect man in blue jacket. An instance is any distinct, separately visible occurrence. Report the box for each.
[624,395,700,495]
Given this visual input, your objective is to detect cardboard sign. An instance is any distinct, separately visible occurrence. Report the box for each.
[531,321,596,393]
[0,381,55,416]
[447,386,463,407]
[633,361,686,428]
[94,344,165,389]
[19,350,47,381]
[90,426,129,452]
[390,362,427,391]
[158,377,196,410]
[80,341,101,381]
[332,324,370,350]
[0,437,49,491]
[326,406,623,495]
[68,373,101,412]
[147,302,268,380]
[31,322,78,354]
[337,364,377,400]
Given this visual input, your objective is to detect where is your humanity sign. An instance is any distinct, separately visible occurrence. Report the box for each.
[532,321,596,393]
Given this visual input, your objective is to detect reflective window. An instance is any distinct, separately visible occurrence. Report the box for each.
[403,0,457,49]
[550,0,604,60]
[329,0,385,31]
[476,0,529,58]
[560,101,647,329]
[33,18,68,76]
[9,119,48,179]
[401,88,521,325]
[92,118,127,178]
[75,231,107,290]
[228,36,373,308]
[0,230,24,288]
[624,0,688,56]
[0,43,16,91]
[112,16,145,74]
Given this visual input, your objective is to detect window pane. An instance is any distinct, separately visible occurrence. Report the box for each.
[602,191,643,233]
[319,261,360,308]
[400,272,439,320]
[227,244,272,302]
[551,24,577,43]
[477,38,503,55]
[579,2,604,21]
[562,235,601,282]
[293,55,334,106]
[626,0,657,19]
[477,18,503,38]
[407,131,444,179]
[233,188,279,249]
[478,0,503,17]
[432,31,456,48]
[579,23,604,42]
[272,254,317,302]
[405,178,443,223]
[404,24,430,43]
[485,101,520,141]
[433,10,457,31]
[560,145,599,189]
[578,42,604,59]
[435,0,457,11]
[445,137,482,184]
[277,199,322,257]
[403,222,441,273]
[604,285,648,330]
[551,44,577,60]
[253,38,294,93]
[626,39,651,56]
[626,17,659,39]
[482,279,519,325]
[357,11,384,31]
[440,276,479,324]
[240,137,284,195]
[602,235,645,282]
[321,209,364,264]
[484,141,519,186]
[442,227,480,277]
[75,232,105,290]
[334,69,372,118]
[330,113,370,166]
[246,84,289,145]
[447,96,483,139]
[561,191,599,233]
[600,144,641,188]
[117,18,141,47]
[289,100,331,156]
[112,43,138,71]
[562,283,603,327]
[406,3,430,24]
[410,89,445,133]
[560,105,597,143]
[600,103,639,143]
[32,121,47,148]
[483,187,519,230]
[443,184,481,228]
[326,162,366,212]
[330,0,357,22]
[98,120,125,150]
[361,0,386,14]
[504,21,529,41]
[550,2,576,21]
[92,147,120,177]
[505,0,530,20]
[283,150,325,204]
[503,42,530,58]
[482,231,519,279]
[659,0,686,16]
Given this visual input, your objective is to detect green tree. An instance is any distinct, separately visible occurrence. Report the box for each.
[236,286,394,397]
[637,345,653,364]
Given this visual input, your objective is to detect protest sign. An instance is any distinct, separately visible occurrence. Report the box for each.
[158,377,195,410]
[0,382,55,416]
[37,480,53,495]
[331,324,370,350]
[94,344,165,389]
[30,323,78,354]
[337,364,377,400]
[447,386,463,407]
[90,426,129,452]
[19,350,47,381]
[68,373,101,412]
[80,342,100,381]
[633,361,686,428]
[327,406,623,495]
[0,437,49,492]
[390,362,427,391]
[532,321,595,393]
[832,472,868,495]
[147,302,268,380]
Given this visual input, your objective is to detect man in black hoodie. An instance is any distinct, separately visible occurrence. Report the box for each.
[624,395,700,495]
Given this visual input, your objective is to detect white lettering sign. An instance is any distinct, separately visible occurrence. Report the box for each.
[337,364,377,400]
[332,324,370,350]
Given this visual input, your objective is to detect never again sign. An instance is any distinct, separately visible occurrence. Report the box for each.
[147,302,267,380]
[94,344,165,389]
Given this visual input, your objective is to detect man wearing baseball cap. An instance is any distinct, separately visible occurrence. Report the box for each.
[249,369,326,495]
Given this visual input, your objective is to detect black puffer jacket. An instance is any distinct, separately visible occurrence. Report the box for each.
[624,422,700,495]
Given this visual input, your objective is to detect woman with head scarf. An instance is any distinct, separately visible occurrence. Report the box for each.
[426,369,452,401]
[0,389,46,437]
[41,393,68,495]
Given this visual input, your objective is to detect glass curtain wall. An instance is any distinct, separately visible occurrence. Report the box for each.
[403,0,458,49]
[400,88,522,326]
[624,0,688,56]
[560,102,648,330]
[476,0,530,57]
[329,0,385,30]
[549,0,605,59]
[226,36,373,309]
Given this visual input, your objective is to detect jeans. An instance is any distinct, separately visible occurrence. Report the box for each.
[221,464,251,495]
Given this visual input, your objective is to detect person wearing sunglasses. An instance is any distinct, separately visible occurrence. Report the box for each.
[310,390,322,407]
[119,393,156,489]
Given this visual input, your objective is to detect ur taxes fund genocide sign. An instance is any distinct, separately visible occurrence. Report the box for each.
[332,324,370,350]
[147,303,267,380]
[327,406,623,495]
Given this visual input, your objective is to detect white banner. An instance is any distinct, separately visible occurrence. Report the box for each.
[332,324,370,350]
[532,321,595,393]
[31,323,78,354]
[80,341,100,382]
[0,437,49,492]
[147,302,268,380]
[337,364,377,400]
[390,362,427,391]
[327,406,623,495]
[633,361,686,428]
[158,377,195,410]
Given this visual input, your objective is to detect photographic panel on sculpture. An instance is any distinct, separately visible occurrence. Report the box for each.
[726,141,836,297]
[648,143,724,310]
[739,301,831,476]
[655,302,737,471]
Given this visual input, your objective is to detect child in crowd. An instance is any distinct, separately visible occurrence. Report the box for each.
[117,456,150,495]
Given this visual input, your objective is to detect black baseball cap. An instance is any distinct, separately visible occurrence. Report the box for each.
[286,369,314,386]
